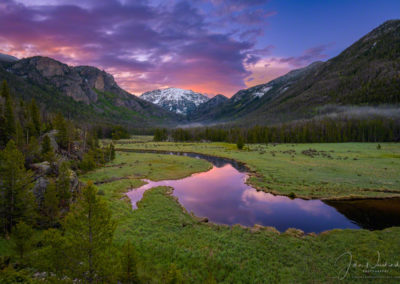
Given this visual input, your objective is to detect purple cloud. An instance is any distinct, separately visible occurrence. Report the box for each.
[278,43,335,67]
[0,0,278,96]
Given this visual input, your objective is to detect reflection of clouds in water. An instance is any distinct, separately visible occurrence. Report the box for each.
[241,189,288,205]
[126,154,362,232]
[294,200,332,217]
[241,189,332,217]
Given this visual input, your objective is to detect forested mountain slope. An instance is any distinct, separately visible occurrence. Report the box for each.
[240,19,400,125]
[193,20,400,126]
[189,94,228,121]
[188,62,323,123]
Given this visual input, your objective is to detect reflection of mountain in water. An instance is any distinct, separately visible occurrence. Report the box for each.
[325,198,400,230]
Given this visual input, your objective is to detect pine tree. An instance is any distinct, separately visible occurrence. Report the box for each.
[1,80,16,140]
[15,120,24,149]
[236,135,244,150]
[40,182,60,228]
[57,162,71,209]
[119,240,139,283]
[0,140,35,234]
[63,181,116,283]
[80,151,96,172]
[0,115,6,146]
[110,143,116,161]
[0,80,8,98]
[41,135,54,161]
[25,136,41,165]
[38,229,67,277]
[53,113,68,149]
[30,99,41,136]
[12,221,34,261]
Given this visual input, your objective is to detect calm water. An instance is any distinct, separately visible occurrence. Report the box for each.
[126,151,400,233]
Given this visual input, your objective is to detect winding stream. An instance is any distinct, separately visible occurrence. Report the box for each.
[126,151,400,233]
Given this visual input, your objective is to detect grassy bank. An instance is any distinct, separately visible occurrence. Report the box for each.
[113,141,400,199]
[81,150,400,282]
[81,151,211,183]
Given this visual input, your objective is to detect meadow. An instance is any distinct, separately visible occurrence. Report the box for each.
[112,140,400,200]
[79,143,400,282]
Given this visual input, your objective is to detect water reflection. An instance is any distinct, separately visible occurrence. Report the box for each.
[125,150,400,233]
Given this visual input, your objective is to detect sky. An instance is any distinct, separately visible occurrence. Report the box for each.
[1,0,399,97]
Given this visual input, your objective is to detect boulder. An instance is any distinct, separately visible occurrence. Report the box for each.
[31,161,52,175]
[33,177,49,203]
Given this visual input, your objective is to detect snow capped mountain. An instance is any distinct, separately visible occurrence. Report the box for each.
[140,87,209,115]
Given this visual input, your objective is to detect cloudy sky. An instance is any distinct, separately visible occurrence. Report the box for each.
[1,0,399,96]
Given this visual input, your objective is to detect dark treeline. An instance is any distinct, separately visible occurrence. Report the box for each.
[96,125,152,140]
[155,117,400,144]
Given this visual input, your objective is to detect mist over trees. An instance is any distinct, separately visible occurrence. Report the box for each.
[154,116,400,144]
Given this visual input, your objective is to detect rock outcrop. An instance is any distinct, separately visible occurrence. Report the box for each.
[10,57,99,104]
[33,177,49,204]
[31,161,52,175]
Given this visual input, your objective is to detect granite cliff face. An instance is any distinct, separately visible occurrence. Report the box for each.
[74,65,142,108]
[10,57,96,103]
[9,57,130,104]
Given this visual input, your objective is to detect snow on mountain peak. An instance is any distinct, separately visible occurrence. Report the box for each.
[140,87,209,115]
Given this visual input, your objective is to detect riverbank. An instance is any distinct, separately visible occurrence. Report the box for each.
[113,141,400,200]
[80,150,400,282]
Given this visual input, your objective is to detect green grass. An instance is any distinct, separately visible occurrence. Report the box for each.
[80,152,211,183]
[114,141,400,199]
[79,150,400,282]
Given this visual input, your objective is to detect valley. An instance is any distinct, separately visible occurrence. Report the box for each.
[0,7,399,283]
